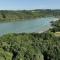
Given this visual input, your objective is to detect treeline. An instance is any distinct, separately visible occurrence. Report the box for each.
[0,9,60,22]
[49,19,60,32]
[0,19,60,60]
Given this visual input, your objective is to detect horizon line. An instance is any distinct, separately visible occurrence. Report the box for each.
[0,9,60,10]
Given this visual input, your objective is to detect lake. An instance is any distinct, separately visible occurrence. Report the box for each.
[0,17,58,35]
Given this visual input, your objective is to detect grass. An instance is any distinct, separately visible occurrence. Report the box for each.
[54,32,60,36]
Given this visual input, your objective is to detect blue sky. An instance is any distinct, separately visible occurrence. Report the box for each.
[0,0,60,10]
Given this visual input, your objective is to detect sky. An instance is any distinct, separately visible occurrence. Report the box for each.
[0,0,60,10]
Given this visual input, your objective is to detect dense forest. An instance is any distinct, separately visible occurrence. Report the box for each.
[0,19,60,60]
[0,9,60,22]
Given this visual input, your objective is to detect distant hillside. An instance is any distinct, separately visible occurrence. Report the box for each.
[0,9,60,22]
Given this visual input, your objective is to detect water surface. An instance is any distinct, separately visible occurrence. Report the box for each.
[0,17,58,35]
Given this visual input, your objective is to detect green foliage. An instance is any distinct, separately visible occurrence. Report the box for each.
[0,48,12,60]
[0,9,60,22]
[0,32,60,60]
[0,33,44,60]
[50,20,60,32]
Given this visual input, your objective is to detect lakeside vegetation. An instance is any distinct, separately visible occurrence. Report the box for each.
[0,9,60,60]
[0,9,60,22]
[0,19,60,60]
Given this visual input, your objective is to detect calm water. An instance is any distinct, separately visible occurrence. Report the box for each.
[0,17,58,35]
